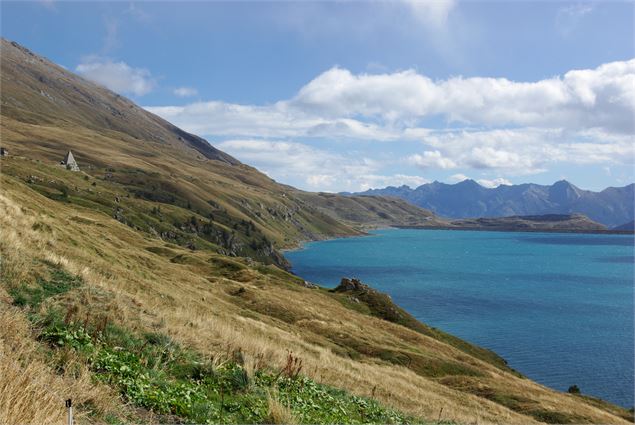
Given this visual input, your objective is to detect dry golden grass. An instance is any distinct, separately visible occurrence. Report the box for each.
[0,305,121,425]
[0,170,631,424]
[266,391,298,425]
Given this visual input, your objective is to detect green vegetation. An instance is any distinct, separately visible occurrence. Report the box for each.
[13,160,294,267]
[8,264,417,424]
[9,263,83,309]
[576,395,635,423]
[37,318,416,424]
[437,376,603,424]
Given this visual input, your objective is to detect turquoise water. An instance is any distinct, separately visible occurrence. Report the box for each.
[285,229,635,408]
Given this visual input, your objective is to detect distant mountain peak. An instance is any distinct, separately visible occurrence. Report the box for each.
[549,179,582,203]
[552,179,575,188]
[350,179,634,227]
[456,178,481,187]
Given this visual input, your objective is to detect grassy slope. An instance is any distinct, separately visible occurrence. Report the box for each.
[2,170,633,425]
[295,191,446,229]
[3,261,411,425]
[1,39,632,424]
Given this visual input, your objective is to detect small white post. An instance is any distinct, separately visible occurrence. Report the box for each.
[65,399,73,425]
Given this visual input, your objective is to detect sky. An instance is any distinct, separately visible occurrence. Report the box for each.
[2,1,634,192]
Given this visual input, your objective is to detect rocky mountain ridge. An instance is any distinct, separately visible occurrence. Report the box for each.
[347,179,634,228]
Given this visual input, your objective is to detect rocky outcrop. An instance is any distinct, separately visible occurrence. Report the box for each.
[332,278,405,325]
[333,277,368,293]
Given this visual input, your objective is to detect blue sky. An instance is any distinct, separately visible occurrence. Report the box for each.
[2,1,634,191]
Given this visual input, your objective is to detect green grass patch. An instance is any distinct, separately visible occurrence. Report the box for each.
[9,263,83,309]
[145,246,178,257]
[208,256,248,276]
[5,264,419,424]
[526,409,584,424]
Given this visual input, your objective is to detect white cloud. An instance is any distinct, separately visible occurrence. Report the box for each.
[126,3,152,23]
[468,147,531,170]
[560,3,594,17]
[357,174,430,191]
[217,139,371,190]
[289,60,635,134]
[145,60,635,184]
[557,4,594,36]
[102,18,119,54]
[269,1,456,43]
[146,101,399,140]
[477,177,512,188]
[447,174,511,188]
[409,127,634,175]
[148,59,635,139]
[408,150,457,169]
[216,139,426,192]
[306,174,336,188]
[173,87,198,98]
[76,57,156,96]
[449,173,470,183]
[38,0,56,10]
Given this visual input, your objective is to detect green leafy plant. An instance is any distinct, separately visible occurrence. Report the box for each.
[40,325,94,352]
[41,320,414,424]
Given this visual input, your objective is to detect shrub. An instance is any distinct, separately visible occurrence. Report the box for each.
[568,385,581,394]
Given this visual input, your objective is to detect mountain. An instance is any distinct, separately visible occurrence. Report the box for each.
[349,180,634,228]
[1,39,632,424]
[0,39,442,269]
[613,220,635,231]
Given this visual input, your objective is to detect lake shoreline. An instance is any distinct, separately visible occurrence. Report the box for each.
[284,228,634,408]
[395,225,635,235]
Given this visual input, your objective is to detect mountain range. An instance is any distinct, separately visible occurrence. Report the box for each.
[347,179,634,229]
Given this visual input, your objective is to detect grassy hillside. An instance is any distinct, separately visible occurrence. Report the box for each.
[1,39,633,424]
[0,39,442,270]
[295,191,445,229]
[2,171,633,425]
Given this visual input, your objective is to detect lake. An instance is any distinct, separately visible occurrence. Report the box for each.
[284,229,635,408]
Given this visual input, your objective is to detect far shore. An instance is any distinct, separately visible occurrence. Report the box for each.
[394,225,635,235]
[282,224,633,255]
